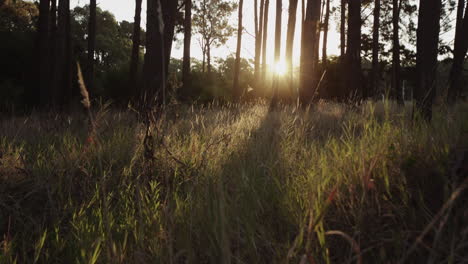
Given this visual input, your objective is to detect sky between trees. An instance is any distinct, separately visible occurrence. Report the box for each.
[69,0,342,65]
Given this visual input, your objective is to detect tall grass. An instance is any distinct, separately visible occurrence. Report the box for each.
[1,100,467,263]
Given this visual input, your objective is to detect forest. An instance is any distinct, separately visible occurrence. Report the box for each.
[0,0,468,263]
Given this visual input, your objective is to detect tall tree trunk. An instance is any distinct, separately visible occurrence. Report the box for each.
[415,0,442,121]
[371,0,380,98]
[261,0,270,82]
[271,0,282,106]
[340,0,346,58]
[233,0,244,101]
[87,0,96,92]
[142,0,177,104]
[207,45,211,74]
[254,0,265,85]
[322,0,330,67]
[49,0,57,102]
[182,0,192,95]
[286,0,298,95]
[38,0,50,106]
[300,0,321,104]
[346,0,361,100]
[448,0,468,103]
[162,0,178,76]
[392,0,403,104]
[63,0,72,105]
[130,0,142,98]
[142,0,165,103]
[52,0,67,105]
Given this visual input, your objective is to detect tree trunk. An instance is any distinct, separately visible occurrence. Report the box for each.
[87,0,96,92]
[392,0,403,104]
[142,0,177,104]
[448,0,468,103]
[130,0,143,98]
[182,0,192,95]
[233,0,244,101]
[286,0,298,95]
[261,0,270,82]
[49,0,57,102]
[271,0,282,106]
[162,0,178,76]
[142,0,165,103]
[415,0,442,121]
[371,0,380,98]
[52,0,67,105]
[207,45,212,74]
[300,0,321,104]
[254,0,259,83]
[63,0,72,105]
[340,0,346,58]
[322,0,330,67]
[346,0,361,100]
[38,0,50,106]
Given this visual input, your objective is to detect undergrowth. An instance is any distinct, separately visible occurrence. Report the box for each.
[0,100,467,263]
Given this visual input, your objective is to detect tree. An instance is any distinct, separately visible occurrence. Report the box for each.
[392,0,403,104]
[261,0,270,82]
[129,0,142,97]
[37,0,50,106]
[286,0,298,93]
[448,0,468,103]
[88,0,96,91]
[182,0,192,94]
[322,0,330,67]
[193,0,236,74]
[233,0,243,100]
[346,0,361,99]
[340,0,346,57]
[50,0,72,106]
[142,0,178,104]
[254,0,265,85]
[371,0,380,97]
[271,0,282,105]
[415,0,442,121]
[300,0,321,104]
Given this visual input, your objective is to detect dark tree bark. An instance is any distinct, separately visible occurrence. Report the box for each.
[38,0,50,106]
[346,0,361,100]
[392,0,403,104]
[87,0,96,92]
[371,0,380,98]
[182,0,192,94]
[63,0,72,105]
[322,0,330,67]
[300,0,321,104]
[340,0,346,58]
[142,0,177,104]
[271,0,282,105]
[255,0,265,86]
[233,0,243,100]
[142,0,165,102]
[261,0,270,82]
[415,0,442,121]
[286,0,298,94]
[130,0,143,98]
[49,0,57,101]
[162,0,178,75]
[448,0,468,103]
[254,0,260,83]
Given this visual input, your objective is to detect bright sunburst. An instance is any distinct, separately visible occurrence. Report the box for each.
[274,60,287,76]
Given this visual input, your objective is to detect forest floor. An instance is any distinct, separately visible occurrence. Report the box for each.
[1,100,468,263]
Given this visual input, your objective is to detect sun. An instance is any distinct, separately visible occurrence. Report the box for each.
[274,60,287,76]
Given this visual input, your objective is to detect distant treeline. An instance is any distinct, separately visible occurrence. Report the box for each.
[0,0,467,120]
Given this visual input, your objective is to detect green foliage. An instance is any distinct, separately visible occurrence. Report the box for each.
[1,101,467,263]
